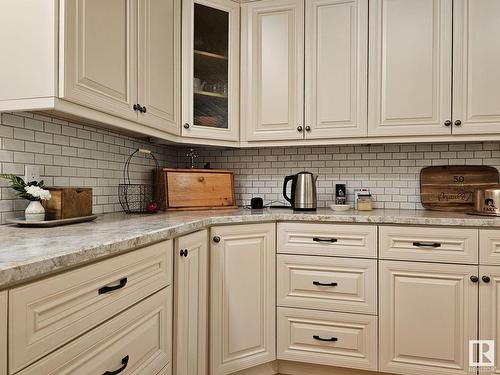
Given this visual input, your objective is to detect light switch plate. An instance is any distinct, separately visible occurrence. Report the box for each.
[24,165,40,183]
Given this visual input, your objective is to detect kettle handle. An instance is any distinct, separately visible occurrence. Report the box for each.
[283,175,294,204]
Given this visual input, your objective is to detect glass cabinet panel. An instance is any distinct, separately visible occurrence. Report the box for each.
[182,0,239,141]
[193,3,229,129]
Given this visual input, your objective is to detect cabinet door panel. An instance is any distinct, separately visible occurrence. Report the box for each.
[0,291,5,375]
[453,0,500,134]
[480,266,500,373]
[380,261,478,375]
[174,230,208,375]
[210,223,276,374]
[368,0,452,136]
[241,0,304,141]
[305,0,368,139]
[62,0,137,120]
[182,0,240,141]
[138,0,180,134]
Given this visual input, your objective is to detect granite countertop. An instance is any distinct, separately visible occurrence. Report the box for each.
[1,208,500,289]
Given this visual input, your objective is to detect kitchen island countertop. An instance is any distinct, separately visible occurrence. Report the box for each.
[1,207,499,288]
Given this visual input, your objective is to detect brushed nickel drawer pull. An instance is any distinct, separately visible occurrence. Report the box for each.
[412,242,441,248]
[313,335,338,342]
[313,237,338,243]
[313,281,338,287]
[103,355,129,375]
[98,278,128,295]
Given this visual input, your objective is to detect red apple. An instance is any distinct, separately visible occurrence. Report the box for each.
[146,202,159,214]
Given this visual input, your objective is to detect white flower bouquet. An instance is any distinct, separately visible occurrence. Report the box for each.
[0,174,52,201]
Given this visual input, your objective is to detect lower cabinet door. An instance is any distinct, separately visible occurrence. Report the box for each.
[0,291,6,375]
[174,230,208,375]
[210,223,276,374]
[379,260,478,375]
[18,288,172,375]
[479,266,500,373]
[278,307,378,371]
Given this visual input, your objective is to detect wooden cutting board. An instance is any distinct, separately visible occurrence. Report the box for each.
[420,166,499,211]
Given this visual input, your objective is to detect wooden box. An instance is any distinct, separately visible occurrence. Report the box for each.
[162,169,236,210]
[43,187,93,220]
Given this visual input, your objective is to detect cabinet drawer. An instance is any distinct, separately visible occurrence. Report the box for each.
[278,255,377,315]
[278,307,378,371]
[278,223,377,258]
[379,226,478,264]
[157,364,172,375]
[9,240,172,373]
[480,229,500,265]
[19,288,172,375]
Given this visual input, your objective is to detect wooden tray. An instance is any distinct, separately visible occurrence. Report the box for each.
[7,215,98,227]
[420,166,499,211]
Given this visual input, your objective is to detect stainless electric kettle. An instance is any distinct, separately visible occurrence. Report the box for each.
[283,172,318,210]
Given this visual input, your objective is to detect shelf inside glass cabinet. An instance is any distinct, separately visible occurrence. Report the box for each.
[192,3,229,130]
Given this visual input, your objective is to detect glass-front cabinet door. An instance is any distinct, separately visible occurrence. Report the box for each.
[182,0,239,142]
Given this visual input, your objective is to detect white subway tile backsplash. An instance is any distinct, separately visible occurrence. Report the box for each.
[0,112,177,223]
[178,142,500,210]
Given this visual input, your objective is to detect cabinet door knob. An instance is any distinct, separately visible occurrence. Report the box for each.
[183,123,190,129]
[482,275,491,283]
[454,120,462,126]
[213,235,221,243]
[470,275,479,283]
[133,104,141,112]
[180,249,189,257]
[305,125,311,132]
[444,120,452,127]
[297,126,303,132]
[140,106,147,113]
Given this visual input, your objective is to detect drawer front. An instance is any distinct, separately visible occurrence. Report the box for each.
[278,223,377,258]
[19,288,172,375]
[278,307,378,371]
[10,240,172,373]
[480,229,500,265]
[379,226,478,264]
[278,255,377,315]
[157,364,172,375]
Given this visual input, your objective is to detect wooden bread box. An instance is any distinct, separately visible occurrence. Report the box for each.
[162,168,236,210]
[43,187,93,220]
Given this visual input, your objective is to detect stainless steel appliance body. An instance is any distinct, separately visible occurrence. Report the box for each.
[283,172,318,210]
[473,186,500,216]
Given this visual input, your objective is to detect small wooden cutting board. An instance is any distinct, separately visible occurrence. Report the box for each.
[420,165,499,211]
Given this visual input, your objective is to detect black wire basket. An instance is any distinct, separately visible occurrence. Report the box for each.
[118,149,164,214]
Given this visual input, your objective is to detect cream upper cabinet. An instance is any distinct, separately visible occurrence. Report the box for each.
[305,0,368,139]
[0,291,6,375]
[181,0,240,142]
[62,0,180,134]
[480,266,500,372]
[62,0,138,121]
[368,0,453,136]
[380,260,478,375]
[452,0,500,135]
[137,0,181,134]
[174,230,208,375]
[241,0,304,141]
[210,223,276,374]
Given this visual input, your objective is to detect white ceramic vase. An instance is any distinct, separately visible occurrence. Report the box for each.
[25,201,45,222]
